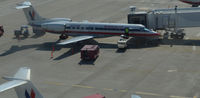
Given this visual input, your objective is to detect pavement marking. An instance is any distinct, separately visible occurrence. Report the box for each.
[194,96,197,98]
[196,33,200,37]
[193,45,196,51]
[72,84,94,89]
[135,91,162,96]
[103,88,113,91]
[169,95,190,98]
[120,90,128,92]
[168,69,177,72]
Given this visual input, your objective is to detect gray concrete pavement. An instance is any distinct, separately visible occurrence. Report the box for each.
[0,0,200,98]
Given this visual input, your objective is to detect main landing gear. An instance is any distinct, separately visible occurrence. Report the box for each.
[59,33,68,40]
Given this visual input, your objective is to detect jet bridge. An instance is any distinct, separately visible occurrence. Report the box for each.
[128,6,200,39]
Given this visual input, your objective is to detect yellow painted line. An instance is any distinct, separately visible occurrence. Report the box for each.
[194,96,197,98]
[169,95,190,98]
[72,84,94,89]
[103,88,113,91]
[45,82,65,86]
[135,91,162,96]
[120,90,128,92]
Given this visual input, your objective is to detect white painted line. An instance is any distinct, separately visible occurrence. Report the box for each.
[193,46,196,51]
[135,91,162,96]
[168,70,177,72]
[170,95,190,98]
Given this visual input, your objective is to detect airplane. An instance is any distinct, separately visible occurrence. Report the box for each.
[16,1,160,45]
[179,0,200,7]
[0,67,43,98]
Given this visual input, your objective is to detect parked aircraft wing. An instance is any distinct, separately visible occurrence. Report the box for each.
[58,36,94,45]
[0,80,27,92]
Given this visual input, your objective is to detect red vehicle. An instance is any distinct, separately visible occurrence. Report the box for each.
[81,45,99,60]
[83,94,105,98]
[0,25,4,37]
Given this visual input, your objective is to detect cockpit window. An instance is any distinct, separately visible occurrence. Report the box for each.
[144,28,151,32]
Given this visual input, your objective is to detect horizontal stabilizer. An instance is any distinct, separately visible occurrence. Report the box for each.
[16,1,32,9]
[0,80,27,92]
[0,67,30,92]
[58,36,94,45]
[14,67,31,80]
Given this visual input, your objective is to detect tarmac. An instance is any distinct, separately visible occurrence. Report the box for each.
[0,0,200,98]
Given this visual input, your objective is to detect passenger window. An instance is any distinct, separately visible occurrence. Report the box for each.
[66,26,71,29]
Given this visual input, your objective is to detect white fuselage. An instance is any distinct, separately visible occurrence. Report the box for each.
[39,20,160,38]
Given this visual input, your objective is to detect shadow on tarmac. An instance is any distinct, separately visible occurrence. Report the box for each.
[1,38,200,59]
[160,39,200,47]
[78,57,98,65]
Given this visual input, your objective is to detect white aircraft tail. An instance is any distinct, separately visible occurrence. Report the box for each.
[0,67,43,98]
[16,1,44,24]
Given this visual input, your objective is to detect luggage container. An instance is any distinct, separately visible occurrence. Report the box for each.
[81,45,99,60]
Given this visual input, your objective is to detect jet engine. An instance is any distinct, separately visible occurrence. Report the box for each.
[41,23,65,32]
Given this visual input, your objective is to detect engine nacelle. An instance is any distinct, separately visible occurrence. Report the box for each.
[41,23,65,32]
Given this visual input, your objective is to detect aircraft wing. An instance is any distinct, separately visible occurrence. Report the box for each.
[0,80,27,92]
[58,36,94,45]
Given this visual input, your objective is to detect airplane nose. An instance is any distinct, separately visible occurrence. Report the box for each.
[152,31,161,36]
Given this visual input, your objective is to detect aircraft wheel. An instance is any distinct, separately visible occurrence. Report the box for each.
[59,34,68,40]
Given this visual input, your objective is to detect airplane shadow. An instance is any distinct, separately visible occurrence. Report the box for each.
[2,38,200,60]
[0,40,61,57]
[53,44,83,60]
[30,32,46,38]
[53,40,117,60]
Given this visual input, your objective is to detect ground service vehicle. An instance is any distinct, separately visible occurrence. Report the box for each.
[14,25,29,38]
[0,25,4,37]
[81,45,99,60]
[117,38,128,49]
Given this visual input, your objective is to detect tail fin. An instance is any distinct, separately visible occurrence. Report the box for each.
[0,67,43,98]
[16,1,43,24]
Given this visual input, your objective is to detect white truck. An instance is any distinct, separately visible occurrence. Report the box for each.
[117,38,128,49]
